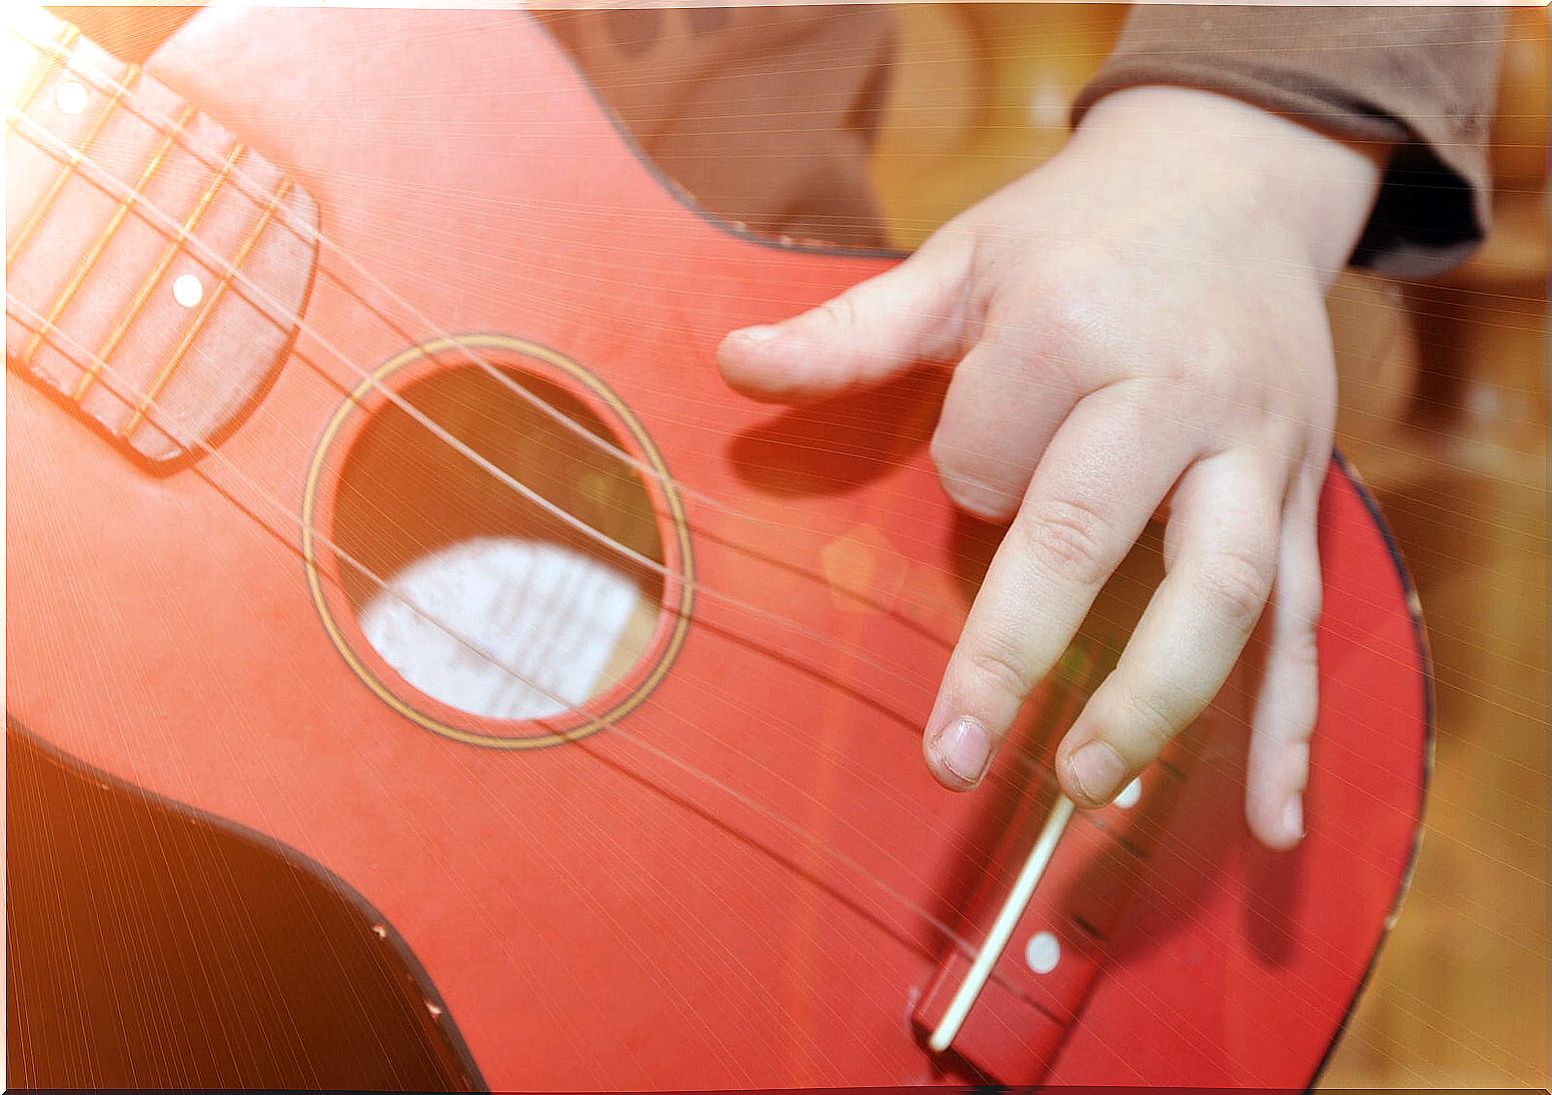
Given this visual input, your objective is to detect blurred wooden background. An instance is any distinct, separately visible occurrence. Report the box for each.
[870,5,1547,1087]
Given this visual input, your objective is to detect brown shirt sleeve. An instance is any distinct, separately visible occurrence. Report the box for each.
[1074,5,1507,279]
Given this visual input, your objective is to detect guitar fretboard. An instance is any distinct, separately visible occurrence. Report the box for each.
[5,10,317,464]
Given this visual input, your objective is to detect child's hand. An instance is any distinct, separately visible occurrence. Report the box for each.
[717,86,1388,850]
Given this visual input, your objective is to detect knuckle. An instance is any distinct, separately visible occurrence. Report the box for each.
[1151,352,1203,389]
[1017,496,1114,587]
[1104,682,1182,760]
[986,277,1092,371]
[965,631,1039,702]
[1285,627,1320,671]
[1200,548,1275,633]
[1177,326,1236,380]
[816,291,862,332]
[1026,251,1104,313]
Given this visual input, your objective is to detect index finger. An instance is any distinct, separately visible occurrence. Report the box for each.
[923,383,1191,789]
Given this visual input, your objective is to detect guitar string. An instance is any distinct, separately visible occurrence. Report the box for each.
[1,46,1312,924]
[17,16,1365,689]
[9,293,1191,1058]
[3,25,1440,1060]
[5,19,973,644]
[4,57,1199,811]
[5,290,1074,1006]
[5,99,1021,735]
[15,10,1421,974]
[11,19,1412,653]
[14,13,1447,561]
[8,22,1337,730]
[5,300,1387,1077]
[16,13,1390,517]
[9,21,1470,1071]
[4,104,1110,841]
[3,19,1409,837]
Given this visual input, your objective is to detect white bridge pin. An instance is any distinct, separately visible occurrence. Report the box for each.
[1024,930,1061,975]
[172,273,205,308]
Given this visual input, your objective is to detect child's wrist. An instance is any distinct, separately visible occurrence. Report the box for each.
[1069,85,1391,284]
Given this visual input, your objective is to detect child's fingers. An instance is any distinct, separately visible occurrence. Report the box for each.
[1053,451,1280,807]
[716,238,970,404]
[923,387,1187,790]
[1244,464,1324,849]
[929,336,1079,523]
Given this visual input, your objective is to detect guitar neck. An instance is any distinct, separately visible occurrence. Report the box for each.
[5,8,317,464]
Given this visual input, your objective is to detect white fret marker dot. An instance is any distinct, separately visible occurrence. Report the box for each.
[1024,931,1061,975]
[1115,776,1143,810]
[55,79,88,115]
[172,273,204,308]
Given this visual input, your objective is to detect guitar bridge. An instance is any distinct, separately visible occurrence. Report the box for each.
[912,641,1198,1084]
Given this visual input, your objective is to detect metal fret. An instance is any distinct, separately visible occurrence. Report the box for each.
[73,141,247,402]
[5,22,80,123]
[120,177,295,439]
[6,62,141,268]
[20,102,196,369]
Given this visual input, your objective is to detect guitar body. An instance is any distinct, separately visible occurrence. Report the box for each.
[7,8,1428,1089]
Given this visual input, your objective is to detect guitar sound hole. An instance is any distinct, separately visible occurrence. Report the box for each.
[330,364,666,722]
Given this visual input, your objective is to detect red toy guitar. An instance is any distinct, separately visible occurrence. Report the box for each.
[6,7,1429,1088]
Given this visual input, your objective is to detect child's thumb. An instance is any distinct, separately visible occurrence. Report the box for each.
[717,241,969,404]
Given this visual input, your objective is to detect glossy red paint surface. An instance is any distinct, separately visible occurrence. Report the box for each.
[7,9,1427,1089]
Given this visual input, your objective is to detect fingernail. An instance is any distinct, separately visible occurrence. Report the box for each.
[1067,742,1126,805]
[1282,795,1305,843]
[732,324,783,344]
[932,717,993,786]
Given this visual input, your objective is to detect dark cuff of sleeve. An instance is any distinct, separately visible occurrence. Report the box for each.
[1072,6,1506,280]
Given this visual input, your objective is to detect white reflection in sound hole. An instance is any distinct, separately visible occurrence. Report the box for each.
[333,360,667,727]
[359,536,648,720]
